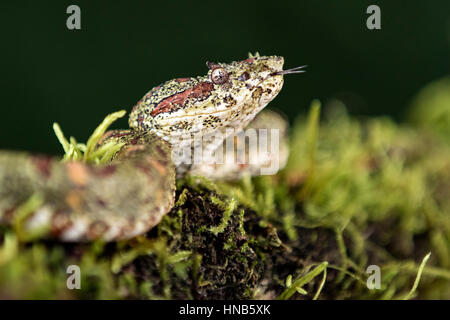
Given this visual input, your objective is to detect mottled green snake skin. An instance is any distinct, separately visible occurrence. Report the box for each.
[0,54,300,241]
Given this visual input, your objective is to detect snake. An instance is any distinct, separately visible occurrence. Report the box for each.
[0,54,305,241]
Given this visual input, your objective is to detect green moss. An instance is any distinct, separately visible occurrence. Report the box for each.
[408,77,450,143]
[208,197,236,236]
[278,262,328,300]
[53,110,126,164]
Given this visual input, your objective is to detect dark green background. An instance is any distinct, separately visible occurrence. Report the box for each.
[1,1,449,154]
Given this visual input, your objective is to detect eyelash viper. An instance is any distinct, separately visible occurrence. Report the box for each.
[0,54,304,241]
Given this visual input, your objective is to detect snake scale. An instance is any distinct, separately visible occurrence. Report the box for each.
[0,54,304,241]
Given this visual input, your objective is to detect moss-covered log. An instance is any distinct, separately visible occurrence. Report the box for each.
[0,79,449,299]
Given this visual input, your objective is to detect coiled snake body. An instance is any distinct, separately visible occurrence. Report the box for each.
[0,54,303,241]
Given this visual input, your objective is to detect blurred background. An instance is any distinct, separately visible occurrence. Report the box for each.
[0,1,449,154]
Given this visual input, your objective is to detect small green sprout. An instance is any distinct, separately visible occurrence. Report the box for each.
[53,110,126,164]
[277,262,328,300]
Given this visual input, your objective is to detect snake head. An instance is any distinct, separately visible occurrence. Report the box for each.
[129,55,302,141]
[204,55,285,111]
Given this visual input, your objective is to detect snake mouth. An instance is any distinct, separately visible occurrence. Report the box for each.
[270,65,307,76]
[154,108,231,127]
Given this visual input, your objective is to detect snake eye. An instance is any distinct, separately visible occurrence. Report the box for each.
[238,72,250,81]
[211,67,229,85]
